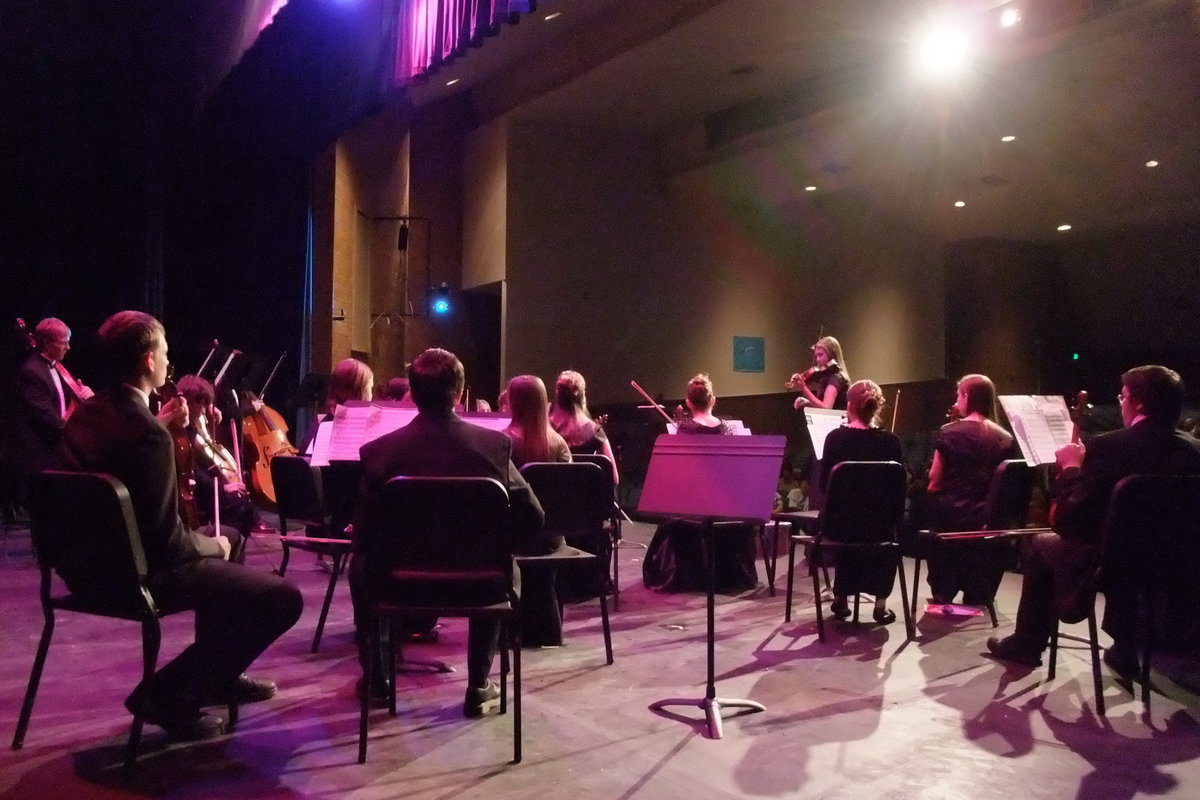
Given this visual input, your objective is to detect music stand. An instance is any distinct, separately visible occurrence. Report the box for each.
[639,434,785,738]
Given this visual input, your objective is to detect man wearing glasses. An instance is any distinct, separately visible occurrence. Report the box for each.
[987,365,1200,675]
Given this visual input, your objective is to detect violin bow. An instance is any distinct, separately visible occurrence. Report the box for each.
[890,388,901,433]
[630,380,676,426]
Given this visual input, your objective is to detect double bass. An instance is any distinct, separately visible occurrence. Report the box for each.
[14,317,93,417]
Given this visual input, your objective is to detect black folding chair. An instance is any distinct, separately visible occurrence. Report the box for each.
[358,476,523,764]
[571,452,625,608]
[11,471,237,771]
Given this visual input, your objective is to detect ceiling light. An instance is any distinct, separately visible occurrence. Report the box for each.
[1146,160,1159,168]
[804,186,817,192]
[1057,224,1072,232]
[445,78,460,86]
[911,20,975,80]
[544,11,562,21]
[1001,135,1016,142]
[999,8,1022,28]
[954,201,965,208]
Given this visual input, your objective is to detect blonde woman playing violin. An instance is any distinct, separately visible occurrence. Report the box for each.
[788,335,850,410]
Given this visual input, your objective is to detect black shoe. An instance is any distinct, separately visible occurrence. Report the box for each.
[199,674,277,706]
[399,628,439,645]
[1103,646,1139,679]
[986,636,1043,668]
[355,678,391,709]
[125,686,225,742]
[462,680,501,719]
[873,607,896,625]
[829,598,851,619]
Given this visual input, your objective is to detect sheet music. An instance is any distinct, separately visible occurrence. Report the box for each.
[803,407,848,460]
[998,394,1073,466]
[315,401,511,463]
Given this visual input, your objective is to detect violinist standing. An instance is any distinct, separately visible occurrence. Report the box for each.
[11,318,93,483]
[788,335,850,510]
[789,335,850,411]
[177,374,266,543]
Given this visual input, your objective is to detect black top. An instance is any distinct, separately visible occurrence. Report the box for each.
[821,426,904,492]
[809,367,849,410]
[676,418,733,435]
[928,418,1017,530]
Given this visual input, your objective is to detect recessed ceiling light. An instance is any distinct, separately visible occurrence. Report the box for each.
[1146,160,1159,168]
[805,185,817,192]
[1001,135,1016,142]
[954,201,966,208]
[445,78,460,86]
[999,8,1022,28]
[1057,224,1072,232]
[544,11,562,21]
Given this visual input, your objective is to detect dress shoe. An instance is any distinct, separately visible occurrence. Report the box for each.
[873,607,896,625]
[356,677,391,709]
[199,674,277,706]
[985,636,1043,668]
[125,686,225,742]
[462,679,501,719]
[1103,645,1139,680]
[829,597,852,619]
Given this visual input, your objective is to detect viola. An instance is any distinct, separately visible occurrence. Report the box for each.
[157,378,201,530]
[242,391,298,506]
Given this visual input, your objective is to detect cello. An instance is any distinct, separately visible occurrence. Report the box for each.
[242,353,298,506]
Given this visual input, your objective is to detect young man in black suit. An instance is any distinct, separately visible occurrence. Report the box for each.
[350,347,549,717]
[987,365,1200,673]
[58,311,302,741]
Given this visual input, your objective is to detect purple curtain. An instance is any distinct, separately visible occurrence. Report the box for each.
[394,0,534,85]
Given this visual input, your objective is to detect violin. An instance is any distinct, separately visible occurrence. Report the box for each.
[1047,390,1091,527]
[242,390,298,506]
[785,360,841,391]
[194,411,243,488]
[157,378,201,530]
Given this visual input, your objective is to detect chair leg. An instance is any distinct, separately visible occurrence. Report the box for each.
[811,549,826,643]
[277,542,292,577]
[599,593,613,665]
[357,622,373,763]
[896,552,914,641]
[986,601,999,628]
[311,550,344,654]
[785,539,798,622]
[911,556,922,621]
[11,606,55,750]
[499,621,510,715]
[126,618,162,772]
[610,526,621,611]
[852,593,861,625]
[1048,622,1060,680]
[511,621,522,765]
[1087,609,1105,717]
[382,618,397,717]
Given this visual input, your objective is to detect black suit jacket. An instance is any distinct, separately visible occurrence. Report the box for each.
[57,386,224,583]
[353,408,548,557]
[1054,418,1200,544]
[12,353,66,474]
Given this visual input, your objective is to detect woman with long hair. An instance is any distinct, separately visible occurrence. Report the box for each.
[504,375,570,467]
[789,335,850,410]
[550,369,618,484]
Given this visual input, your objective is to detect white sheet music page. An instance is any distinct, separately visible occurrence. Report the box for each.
[803,407,848,460]
[998,395,1073,466]
[319,402,513,462]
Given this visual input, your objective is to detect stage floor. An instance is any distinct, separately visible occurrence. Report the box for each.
[1,519,1198,799]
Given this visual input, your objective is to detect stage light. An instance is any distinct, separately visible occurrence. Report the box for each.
[911,19,975,81]
[430,282,451,316]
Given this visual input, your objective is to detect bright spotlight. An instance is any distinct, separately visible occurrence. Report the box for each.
[912,21,974,80]
[430,282,451,316]
[999,7,1022,28]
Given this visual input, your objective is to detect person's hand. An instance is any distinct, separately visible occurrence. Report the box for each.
[213,534,232,561]
[222,481,248,497]
[157,396,189,432]
[1056,441,1085,471]
[209,404,223,425]
[793,395,809,410]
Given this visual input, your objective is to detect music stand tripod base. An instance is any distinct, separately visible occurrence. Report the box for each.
[649,695,766,740]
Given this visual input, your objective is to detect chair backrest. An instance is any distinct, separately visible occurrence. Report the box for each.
[982,459,1035,530]
[520,461,610,538]
[572,452,617,486]
[271,454,328,529]
[820,461,907,544]
[27,471,148,606]
[1099,474,1200,652]
[370,476,512,582]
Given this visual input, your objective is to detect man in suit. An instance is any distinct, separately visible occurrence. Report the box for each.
[987,365,1200,674]
[58,311,302,741]
[11,318,92,480]
[349,347,548,717]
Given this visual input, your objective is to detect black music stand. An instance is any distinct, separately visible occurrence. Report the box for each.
[639,434,785,739]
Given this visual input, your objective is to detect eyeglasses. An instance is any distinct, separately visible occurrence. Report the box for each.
[1117,393,1129,403]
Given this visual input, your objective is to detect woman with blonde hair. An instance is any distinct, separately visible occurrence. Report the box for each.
[550,369,618,484]
[504,375,570,467]
[789,335,850,410]
[819,379,905,623]
[326,358,374,413]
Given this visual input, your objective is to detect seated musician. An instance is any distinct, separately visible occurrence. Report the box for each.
[58,311,301,741]
[643,374,757,594]
[349,348,551,715]
[820,379,905,624]
[920,373,1020,606]
[504,374,571,467]
[987,365,1200,672]
[550,369,619,485]
[176,374,265,542]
